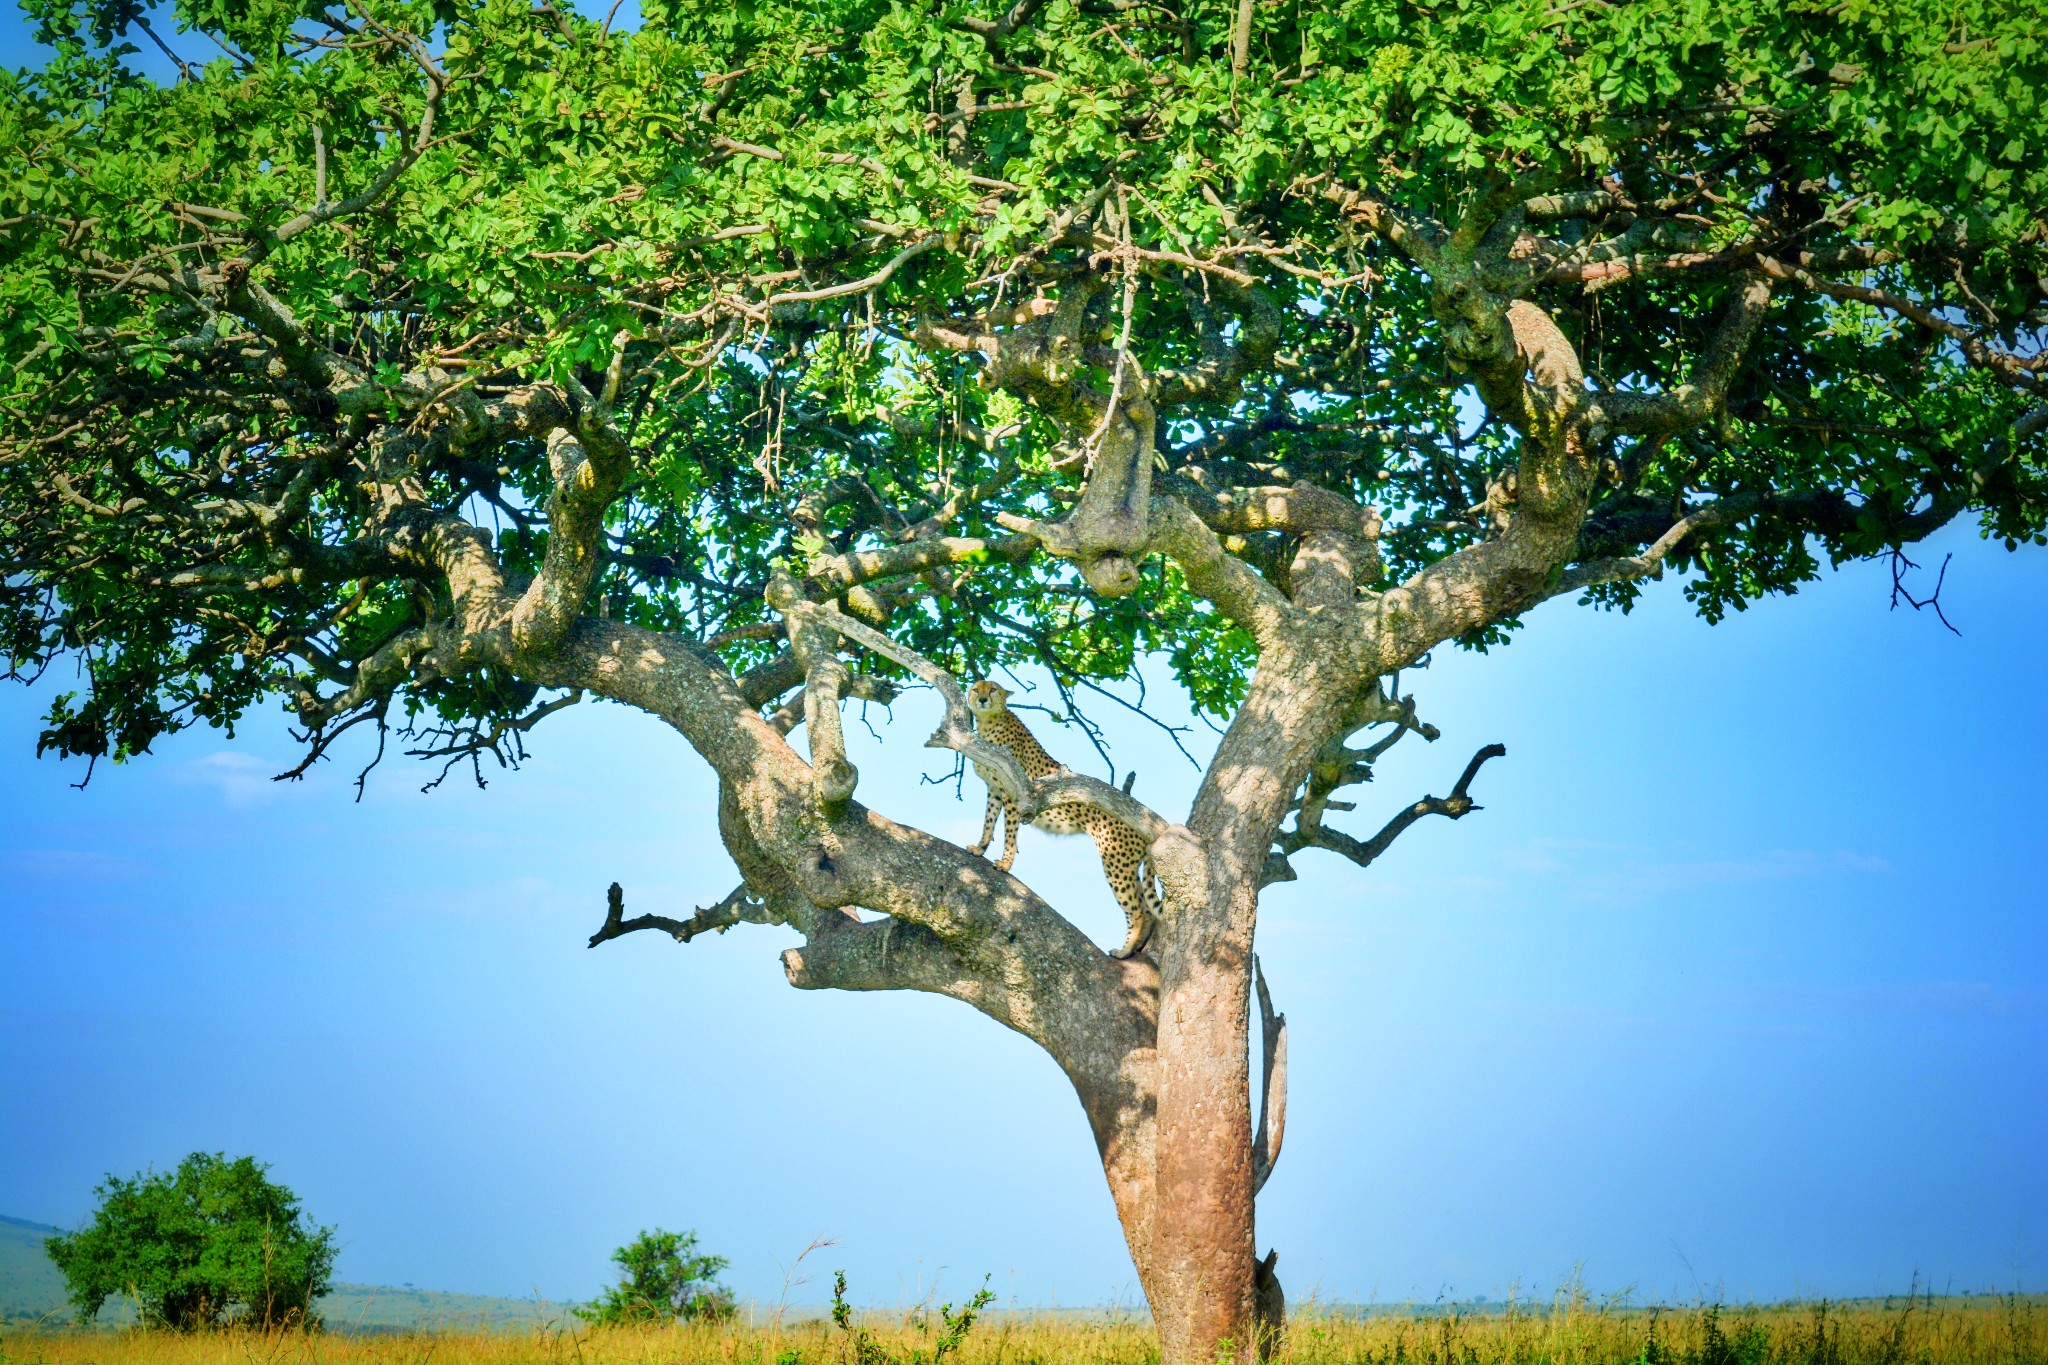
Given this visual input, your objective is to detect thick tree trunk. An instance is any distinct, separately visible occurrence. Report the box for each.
[1149,922,1258,1363]
[1079,907,1261,1365]
[1123,654,1349,1362]
[1083,823,1293,1363]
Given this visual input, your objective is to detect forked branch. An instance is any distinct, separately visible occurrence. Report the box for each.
[1289,743,1506,870]
[1604,274,1775,434]
[777,594,1036,815]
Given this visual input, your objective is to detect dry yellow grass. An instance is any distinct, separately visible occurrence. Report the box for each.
[3,1291,2043,1365]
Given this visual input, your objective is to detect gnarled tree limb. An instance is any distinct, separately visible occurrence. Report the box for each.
[1605,274,1775,434]
[512,421,633,654]
[785,595,1173,842]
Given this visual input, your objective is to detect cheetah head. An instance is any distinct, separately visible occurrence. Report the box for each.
[965,680,1011,720]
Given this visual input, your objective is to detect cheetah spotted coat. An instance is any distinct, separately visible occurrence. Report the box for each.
[964,680,1160,959]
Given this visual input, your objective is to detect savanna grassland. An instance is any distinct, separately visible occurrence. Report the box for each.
[2,1293,2041,1365]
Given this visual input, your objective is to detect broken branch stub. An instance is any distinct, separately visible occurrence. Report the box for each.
[1000,390,1162,598]
[783,602,860,809]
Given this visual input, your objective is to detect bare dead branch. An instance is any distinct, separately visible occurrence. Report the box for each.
[1888,549,1962,636]
[587,880,772,947]
[1293,742,1506,870]
[1251,954,1288,1197]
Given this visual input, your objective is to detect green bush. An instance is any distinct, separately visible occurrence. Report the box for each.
[575,1229,733,1326]
[45,1152,336,1330]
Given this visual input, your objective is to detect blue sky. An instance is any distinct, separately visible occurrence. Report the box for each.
[4,518,2043,1310]
[2,2,2043,1314]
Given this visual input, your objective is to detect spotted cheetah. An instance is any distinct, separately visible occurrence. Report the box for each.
[964,680,1161,959]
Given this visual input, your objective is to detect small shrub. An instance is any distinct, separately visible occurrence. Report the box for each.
[575,1229,733,1326]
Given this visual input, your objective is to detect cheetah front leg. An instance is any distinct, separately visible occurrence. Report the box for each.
[968,790,1002,860]
[996,797,1019,872]
[968,792,1020,872]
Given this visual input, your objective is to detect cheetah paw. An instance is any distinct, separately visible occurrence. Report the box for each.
[1112,915,1157,960]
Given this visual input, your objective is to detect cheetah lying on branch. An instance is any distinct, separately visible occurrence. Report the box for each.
[964,680,1161,960]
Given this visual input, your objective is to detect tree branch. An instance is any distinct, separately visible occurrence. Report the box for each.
[1290,743,1506,870]
[758,236,940,313]
[511,420,633,654]
[260,29,449,259]
[1756,256,2046,397]
[1550,493,1762,597]
[1604,274,1774,434]
[956,0,1049,56]
[1143,496,1297,645]
[1172,478,1384,543]
[1251,953,1287,1197]
[774,591,1038,816]
[587,881,773,947]
[787,610,859,807]
[1322,181,1445,271]
[1555,391,2044,603]
[779,591,1173,842]
[1149,283,1282,408]
[805,532,1036,596]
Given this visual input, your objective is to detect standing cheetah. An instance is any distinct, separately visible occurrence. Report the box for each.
[963,680,1161,959]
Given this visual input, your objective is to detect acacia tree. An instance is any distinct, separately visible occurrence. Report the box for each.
[46,1152,336,1329]
[3,0,2044,1357]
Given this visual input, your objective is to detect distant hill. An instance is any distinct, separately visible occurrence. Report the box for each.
[2,1215,560,1332]
[1,1216,78,1326]
[317,1284,563,1334]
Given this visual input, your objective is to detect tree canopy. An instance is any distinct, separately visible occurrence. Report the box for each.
[3,0,2041,777]
[44,1152,337,1329]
